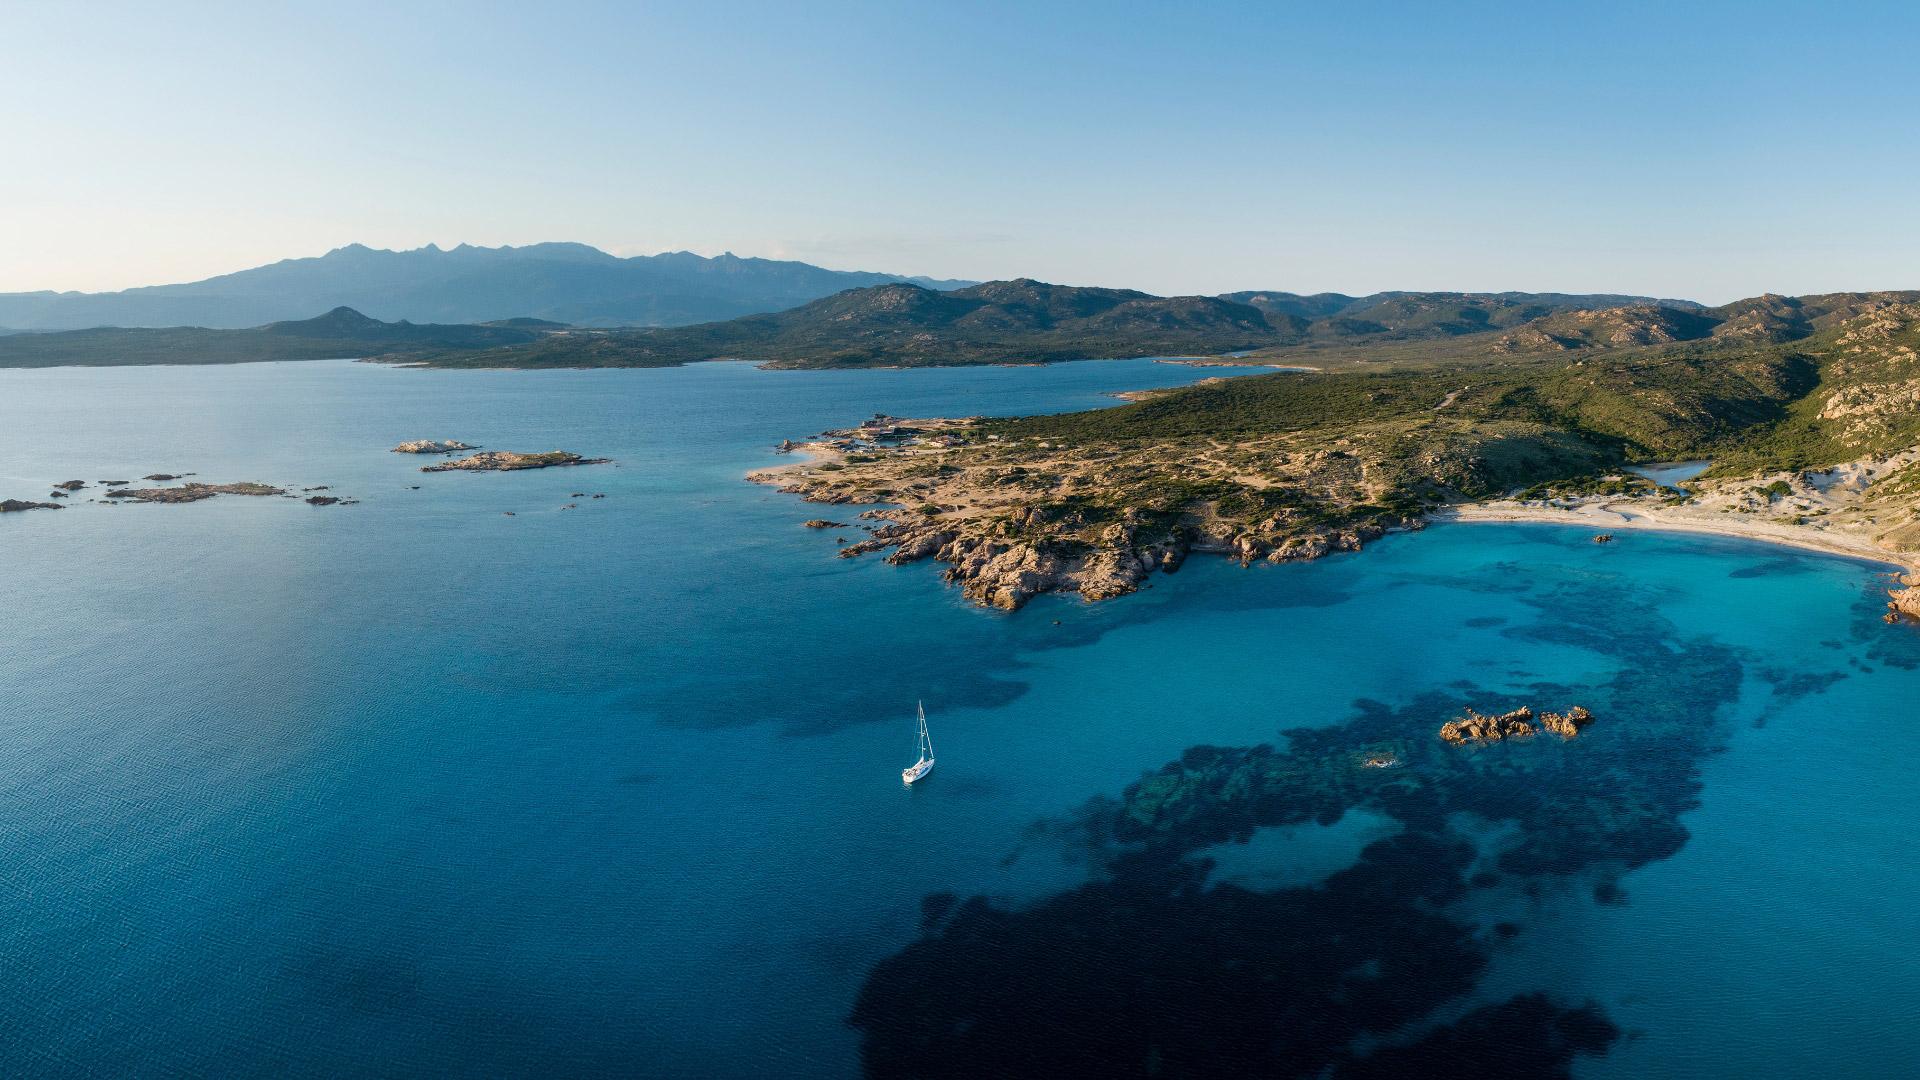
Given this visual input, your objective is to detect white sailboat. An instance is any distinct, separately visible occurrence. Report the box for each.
[902,700,935,784]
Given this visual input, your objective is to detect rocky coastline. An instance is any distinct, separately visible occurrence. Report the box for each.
[754,413,1920,618]
[750,413,1433,610]
[1890,574,1920,624]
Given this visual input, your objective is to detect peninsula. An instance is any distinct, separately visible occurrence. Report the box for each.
[753,293,1920,619]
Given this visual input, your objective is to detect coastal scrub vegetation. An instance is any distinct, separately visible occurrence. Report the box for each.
[756,295,1920,611]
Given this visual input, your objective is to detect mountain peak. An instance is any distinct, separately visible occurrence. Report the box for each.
[265,306,385,334]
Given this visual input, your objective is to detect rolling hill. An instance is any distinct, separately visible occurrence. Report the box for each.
[397,283,1721,370]
[397,279,1292,369]
[0,307,550,367]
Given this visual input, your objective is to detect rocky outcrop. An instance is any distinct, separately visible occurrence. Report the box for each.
[393,440,477,454]
[1439,707,1537,745]
[1888,575,1920,624]
[141,473,186,481]
[421,450,610,473]
[1440,705,1593,745]
[1540,706,1594,738]
[841,523,1187,610]
[802,519,849,529]
[0,499,63,512]
[52,480,86,491]
[305,495,342,506]
[944,541,1071,609]
[105,482,284,503]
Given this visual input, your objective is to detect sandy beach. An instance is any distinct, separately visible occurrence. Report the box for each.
[1438,499,1919,574]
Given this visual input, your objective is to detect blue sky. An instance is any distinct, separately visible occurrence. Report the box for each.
[3,1,1917,301]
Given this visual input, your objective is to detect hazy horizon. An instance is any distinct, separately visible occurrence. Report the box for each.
[6,1,1920,303]
[6,237,1909,310]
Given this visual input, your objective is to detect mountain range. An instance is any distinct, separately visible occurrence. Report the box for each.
[0,243,975,330]
[8,271,1916,377]
[396,281,1714,369]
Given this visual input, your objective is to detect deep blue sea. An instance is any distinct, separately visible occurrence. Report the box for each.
[3,359,1919,1078]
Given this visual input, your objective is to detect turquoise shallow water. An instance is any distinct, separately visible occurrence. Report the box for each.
[2,359,1918,1077]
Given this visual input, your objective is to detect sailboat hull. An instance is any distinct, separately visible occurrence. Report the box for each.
[902,758,934,784]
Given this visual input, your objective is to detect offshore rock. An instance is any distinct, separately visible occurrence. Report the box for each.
[1440,705,1594,745]
[392,439,477,454]
[105,482,284,503]
[421,450,610,473]
[0,499,64,512]
[53,480,86,491]
[1440,707,1538,745]
[1539,706,1595,739]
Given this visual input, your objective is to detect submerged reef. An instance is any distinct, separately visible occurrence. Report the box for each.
[850,559,1755,1077]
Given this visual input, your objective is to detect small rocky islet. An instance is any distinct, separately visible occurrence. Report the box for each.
[105,482,285,504]
[1438,705,1594,745]
[6,480,325,512]
[10,441,614,522]
[418,449,611,473]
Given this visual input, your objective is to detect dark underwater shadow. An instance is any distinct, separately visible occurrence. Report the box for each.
[847,559,1753,1077]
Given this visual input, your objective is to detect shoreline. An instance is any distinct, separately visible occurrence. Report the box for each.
[750,401,1920,620]
[1435,502,1919,574]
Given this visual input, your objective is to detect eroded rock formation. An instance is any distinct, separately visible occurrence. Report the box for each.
[1888,575,1920,624]
[1440,705,1593,745]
